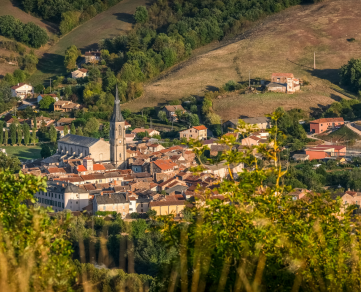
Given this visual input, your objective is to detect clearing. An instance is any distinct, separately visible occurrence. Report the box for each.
[2,145,41,160]
[28,0,147,85]
[129,0,361,118]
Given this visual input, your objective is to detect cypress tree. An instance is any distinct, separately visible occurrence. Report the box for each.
[17,126,22,145]
[33,116,37,129]
[49,125,57,143]
[0,121,3,145]
[63,125,68,136]
[9,123,17,145]
[76,127,83,136]
[70,123,76,135]
[31,128,37,145]
[4,129,8,146]
[23,123,30,146]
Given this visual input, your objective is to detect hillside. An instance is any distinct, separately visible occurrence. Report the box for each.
[28,0,146,85]
[125,0,361,117]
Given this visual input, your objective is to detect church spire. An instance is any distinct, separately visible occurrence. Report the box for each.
[110,85,124,122]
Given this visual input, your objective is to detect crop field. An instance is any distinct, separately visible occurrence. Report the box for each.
[130,0,361,117]
[28,0,147,85]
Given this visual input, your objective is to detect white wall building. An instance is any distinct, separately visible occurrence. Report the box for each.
[11,83,34,99]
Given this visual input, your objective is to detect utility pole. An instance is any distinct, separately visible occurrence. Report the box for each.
[249,71,251,88]
[150,117,152,129]
[47,78,52,93]
[314,52,316,70]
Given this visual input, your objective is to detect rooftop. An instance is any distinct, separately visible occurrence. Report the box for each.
[59,134,100,147]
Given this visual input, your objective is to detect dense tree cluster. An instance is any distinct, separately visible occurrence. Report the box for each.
[0,15,48,48]
[20,0,124,34]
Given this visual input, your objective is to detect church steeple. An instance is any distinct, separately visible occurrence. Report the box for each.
[110,85,124,122]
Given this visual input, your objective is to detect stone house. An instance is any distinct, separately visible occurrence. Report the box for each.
[151,159,178,175]
[93,192,129,218]
[269,73,300,94]
[179,125,208,141]
[162,105,186,120]
[71,68,88,79]
[54,100,81,112]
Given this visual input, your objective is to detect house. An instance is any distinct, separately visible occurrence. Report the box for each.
[54,100,81,112]
[84,51,101,63]
[126,134,136,143]
[55,126,65,138]
[288,188,311,200]
[136,197,152,213]
[34,181,89,212]
[269,73,300,94]
[131,159,148,173]
[31,116,55,129]
[179,125,207,141]
[93,192,129,218]
[305,145,346,160]
[241,130,270,146]
[56,118,76,126]
[163,105,186,120]
[71,68,88,79]
[149,200,186,216]
[204,162,243,179]
[148,144,165,152]
[131,128,160,137]
[223,117,270,132]
[11,83,34,99]
[151,159,178,174]
[292,154,309,161]
[37,94,58,104]
[125,121,131,129]
[309,117,345,134]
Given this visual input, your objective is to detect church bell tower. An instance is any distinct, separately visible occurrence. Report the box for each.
[110,86,127,169]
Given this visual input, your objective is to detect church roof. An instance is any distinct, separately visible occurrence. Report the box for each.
[58,134,100,147]
[110,85,124,122]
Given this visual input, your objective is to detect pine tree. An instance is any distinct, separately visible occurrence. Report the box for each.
[0,121,3,145]
[9,123,17,145]
[23,123,30,146]
[76,127,83,136]
[31,128,37,145]
[63,125,68,136]
[4,129,8,146]
[49,125,57,144]
[70,123,76,135]
[17,126,22,145]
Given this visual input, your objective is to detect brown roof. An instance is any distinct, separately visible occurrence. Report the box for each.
[153,159,178,171]
[78,68,88,73]
[11,83,29,90]
[310,117,344,124]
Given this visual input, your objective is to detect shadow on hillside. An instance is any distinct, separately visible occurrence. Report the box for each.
[287,59,313,70]
[37,53,65,74]
[330,93,343,102]
[114,13,135,24]
[206,85,219,92]
[82,43,99,53]
[308,68,340,84]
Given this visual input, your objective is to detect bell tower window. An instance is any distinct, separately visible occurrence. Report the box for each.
[119,125,122,136]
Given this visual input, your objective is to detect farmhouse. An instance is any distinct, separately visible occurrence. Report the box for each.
[71,68,88,79]
[309,117,345,134]
[268,73,300,94]
[84,51,101,63]
[179,125,207,141]
[305,145,346,160]
[11,83,34,99]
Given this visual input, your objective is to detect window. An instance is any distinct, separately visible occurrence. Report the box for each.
[119,125,122,136]
[76,201,78,204]
[55,194,57,199]
[52,193,53,197]
[123,205,125,209]
[58,202,61,207]
[62,203,64,208]
[141,203,143,207]
[103,206,106,211]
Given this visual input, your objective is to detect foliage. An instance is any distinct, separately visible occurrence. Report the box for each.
[9,123,17,145]
[23,123,30,145]
[84,117,99,135]
[40,143,52,158]
[223,80,242,91]
[39,95,55,110]
[0,153,21,173]
[49,124,57,143]
[134,6,148,24]
[340,58,361,92]
[64,45,81,71]
[0,15,48,48]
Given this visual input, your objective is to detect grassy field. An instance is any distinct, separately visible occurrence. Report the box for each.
[317,125,361,142]
[28,0,146,86]
[2,145,41,160]
[127,0,361,117]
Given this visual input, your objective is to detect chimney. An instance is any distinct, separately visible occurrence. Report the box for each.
[101,191,103,196]
[348,188,351,191]
[109,194,111,198]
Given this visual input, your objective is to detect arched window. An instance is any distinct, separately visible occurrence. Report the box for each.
[119,125,122,136]
[78,149,81,155]
[71,147,73,154]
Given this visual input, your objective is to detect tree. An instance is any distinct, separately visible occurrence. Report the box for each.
[9,123,17,145]
[31,127,36,145]
[188,113,200,126]
[23,123,30,146]
[34,84,44,93]
[121,108,132,119]
[39,95,55,110]
[63,125,68,136]
[134,6,148,23]
[40,144,51,158]
[49,124,57,143]
[158,111,167,122]
[76,127,83,136]
[64,45,80,71]
[88,68,101,82]
[33,116,37,129]
[0,121,3,145]
[190,104,198,114]
[70,123,76,135]
[4,129,8,145]
[84,117,99,135]
[0,153,21,173]
[17,125,22,145]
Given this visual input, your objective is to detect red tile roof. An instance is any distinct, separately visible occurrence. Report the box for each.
[153,159,178,171]
[93,164,106,171]
[310,117,344,124]
[77,165,87,172]
[271,73,294,78]
[193,125,207,131]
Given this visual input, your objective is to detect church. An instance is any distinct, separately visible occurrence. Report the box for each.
[43,86,128,169]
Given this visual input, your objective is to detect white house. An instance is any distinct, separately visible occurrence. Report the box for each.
[37,94,59,103]
[11,83,34,99]
[71,68,88,79]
